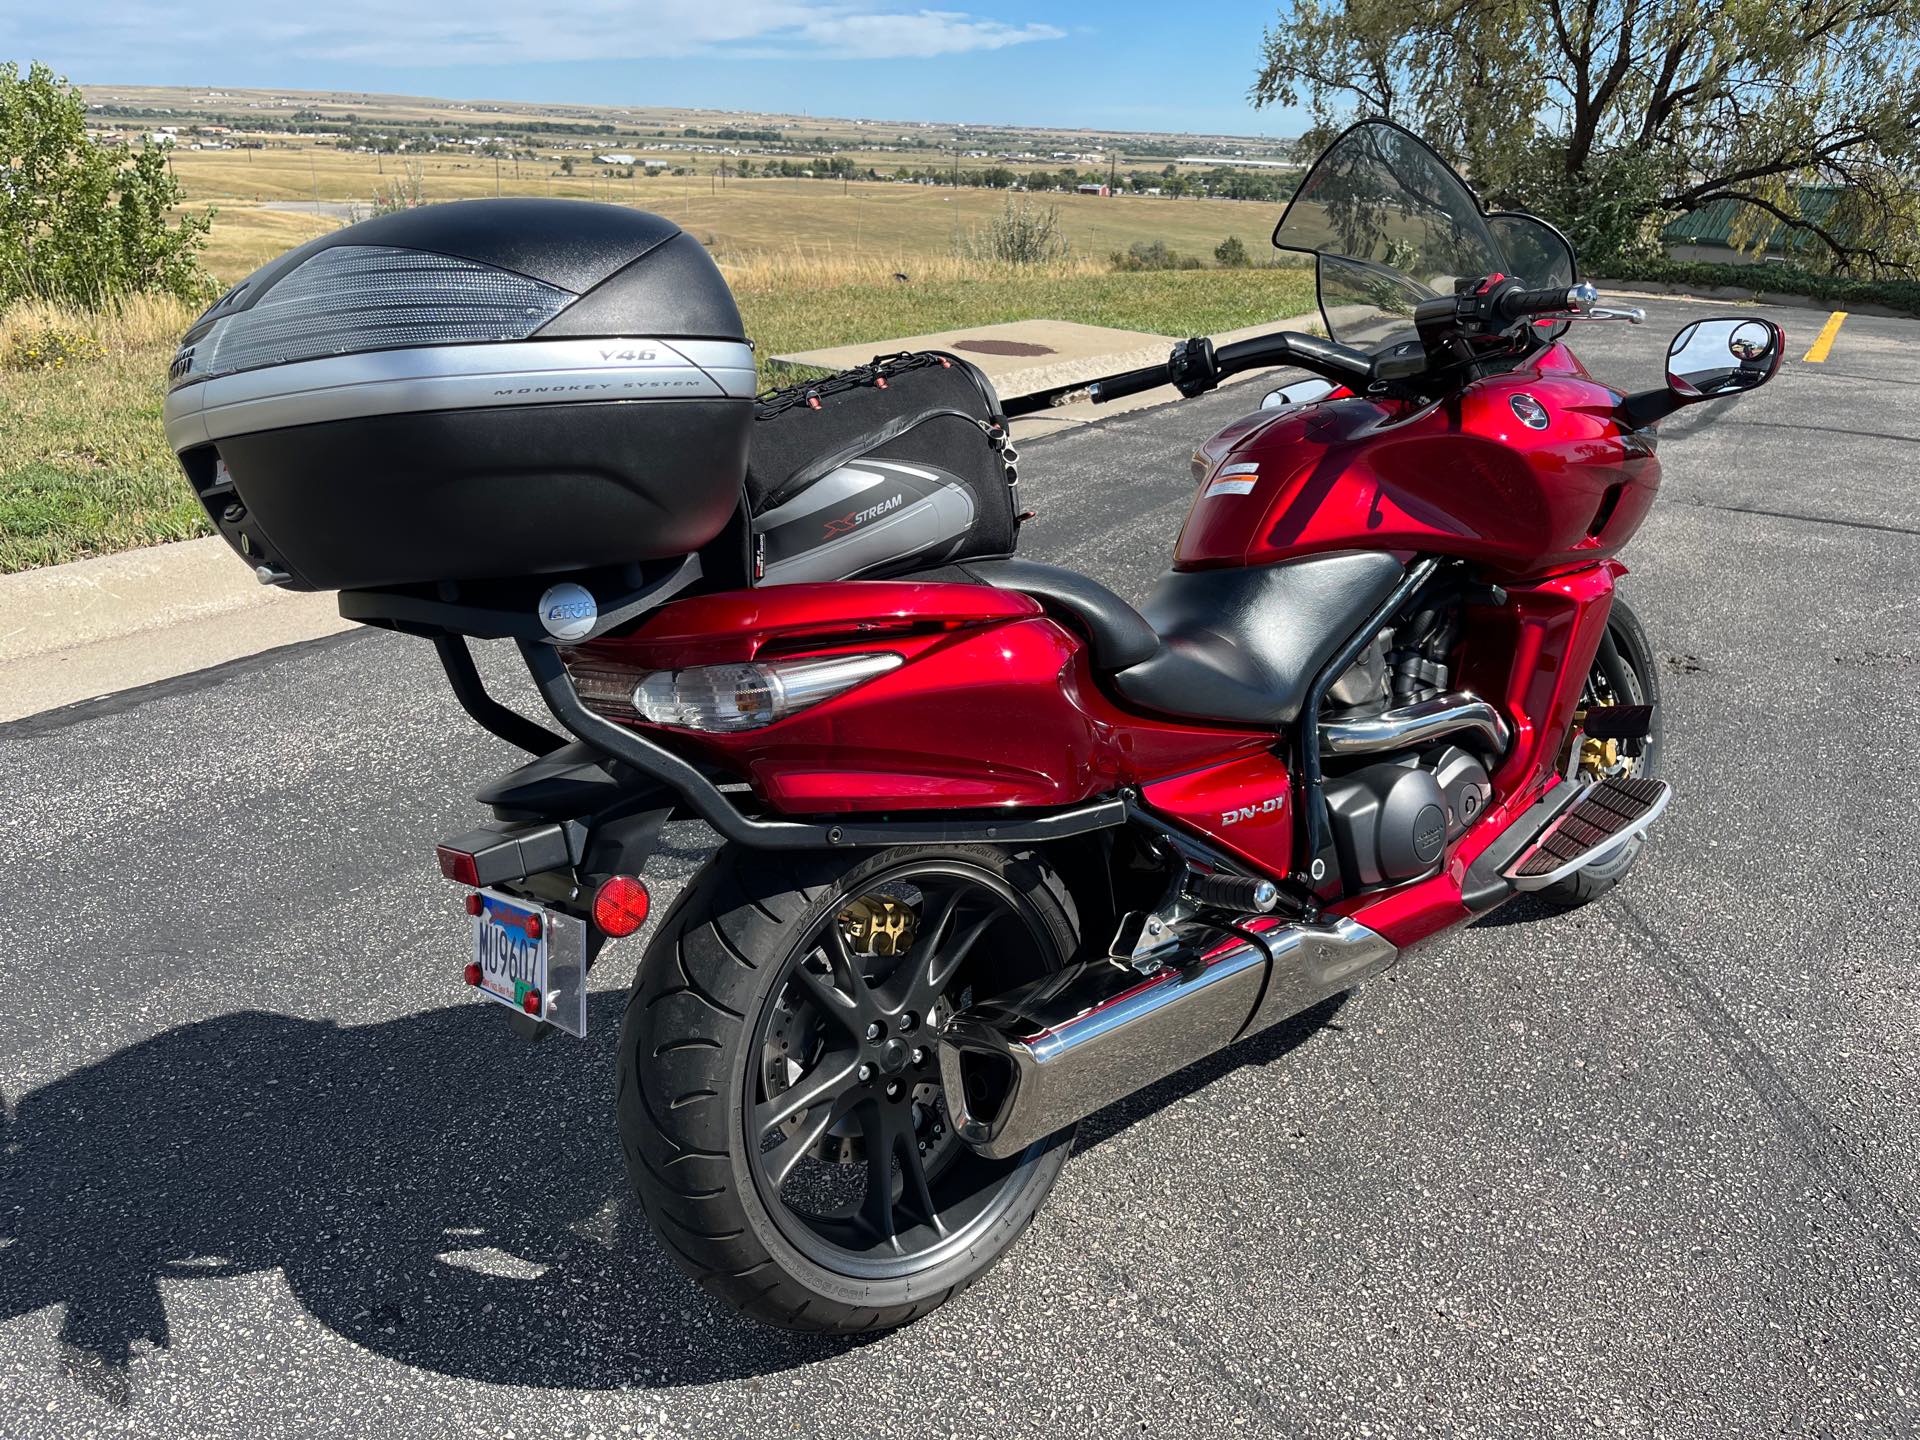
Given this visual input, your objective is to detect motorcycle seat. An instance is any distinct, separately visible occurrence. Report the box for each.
[923,551,1405,728]
[950,558,1161,672]
[1112,552,1407,726]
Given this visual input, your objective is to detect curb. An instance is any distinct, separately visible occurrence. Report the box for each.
[0,537,352,724]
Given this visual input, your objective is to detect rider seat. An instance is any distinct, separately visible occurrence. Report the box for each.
[954,551,1406,728]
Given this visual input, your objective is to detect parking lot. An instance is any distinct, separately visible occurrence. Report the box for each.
[2,293,1916,1438]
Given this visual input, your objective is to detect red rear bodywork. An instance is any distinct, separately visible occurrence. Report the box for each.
[570,581,1273,814]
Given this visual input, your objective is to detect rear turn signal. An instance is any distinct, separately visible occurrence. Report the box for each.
[463,962,482,987]
[593,875,651,937]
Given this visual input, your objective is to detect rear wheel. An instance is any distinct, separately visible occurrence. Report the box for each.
[617,843,1077,1332]
[1542,594,1663,906]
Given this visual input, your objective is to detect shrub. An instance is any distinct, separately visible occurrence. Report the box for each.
[1214,235,1251,268]
[954,197,1071,267]
[368,160,426,216]
[2,322,99,371]
[0,62,215,308]
[1110,240,1203,272]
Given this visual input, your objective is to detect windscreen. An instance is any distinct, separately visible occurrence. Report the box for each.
[1274,121,1513,349]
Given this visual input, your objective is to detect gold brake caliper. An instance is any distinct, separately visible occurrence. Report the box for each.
[839,896,919,957]
[1572,708,1626,780]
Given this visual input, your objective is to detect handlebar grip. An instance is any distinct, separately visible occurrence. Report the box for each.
[1495,281,1597,322]
[1087,364,1169,405]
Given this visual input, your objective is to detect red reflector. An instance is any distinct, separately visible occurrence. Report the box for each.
[593,875,651,937]
[464,892,483,917]
[437,847,479,886]
[522,988,542,1015]
[525,914,542,940]
[463,962,482,987]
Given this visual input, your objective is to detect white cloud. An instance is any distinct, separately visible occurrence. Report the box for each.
[7,2,1065,69]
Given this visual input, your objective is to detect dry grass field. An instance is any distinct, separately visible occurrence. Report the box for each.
[177,154,1292,286]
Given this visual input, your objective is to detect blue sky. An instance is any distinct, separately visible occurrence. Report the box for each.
[3,3,1308,137]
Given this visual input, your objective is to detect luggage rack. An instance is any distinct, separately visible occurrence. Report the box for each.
[339,553,706,645]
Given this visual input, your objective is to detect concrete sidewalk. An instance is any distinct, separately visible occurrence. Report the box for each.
[0,538,352,723]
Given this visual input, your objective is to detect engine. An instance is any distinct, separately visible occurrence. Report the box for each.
[1319,599,1493,889]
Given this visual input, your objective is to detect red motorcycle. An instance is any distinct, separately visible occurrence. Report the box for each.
[167,121,1783,1333]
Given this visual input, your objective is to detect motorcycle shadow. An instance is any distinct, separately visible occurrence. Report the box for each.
[2,988,1346,1401]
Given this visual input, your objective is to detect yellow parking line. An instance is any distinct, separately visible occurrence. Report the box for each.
[1803,310,1848,362]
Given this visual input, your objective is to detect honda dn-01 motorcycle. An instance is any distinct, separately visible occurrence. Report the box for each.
[163,121,1782,1333]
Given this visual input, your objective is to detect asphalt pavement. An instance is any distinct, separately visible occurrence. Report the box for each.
[2,295,1916,1438]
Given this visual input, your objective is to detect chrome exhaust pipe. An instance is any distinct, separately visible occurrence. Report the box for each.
[1319,690,1510,757]
[937,915,1396,1160]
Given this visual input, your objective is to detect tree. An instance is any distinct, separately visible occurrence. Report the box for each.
[1215,234,1252,267]
[0,61,214,306]
[559,154,576,176]
[1251,1,1920,273]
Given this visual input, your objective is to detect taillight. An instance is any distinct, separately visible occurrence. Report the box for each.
[464,892,483,916]
[630,652,902,731]
[593,875,651,937]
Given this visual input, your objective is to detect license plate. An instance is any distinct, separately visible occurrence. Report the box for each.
[470,891,588,1037]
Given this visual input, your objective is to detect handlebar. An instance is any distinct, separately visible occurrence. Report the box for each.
[1493,280,1599,324]
[1003,275,1615,419]
[1079,331,1375,408]
[1086,364,1174,405]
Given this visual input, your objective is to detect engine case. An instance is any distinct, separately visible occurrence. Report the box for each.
[1325,745,1491,889]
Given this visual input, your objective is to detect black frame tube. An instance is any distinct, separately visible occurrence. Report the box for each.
[517,641,1126,849]
[1290,556,1444,886]
[433,634,566,757]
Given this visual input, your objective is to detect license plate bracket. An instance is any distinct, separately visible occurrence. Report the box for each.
[471,891,589,1037]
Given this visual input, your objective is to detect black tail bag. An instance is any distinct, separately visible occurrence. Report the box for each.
[724,351,1021,587]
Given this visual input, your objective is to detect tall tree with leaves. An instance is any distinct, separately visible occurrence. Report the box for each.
[1251,1,1920,273]
[0,61,215,307]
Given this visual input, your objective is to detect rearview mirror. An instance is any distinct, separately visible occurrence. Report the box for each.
[1666,317,1784,400]
[1260,377,1340,410]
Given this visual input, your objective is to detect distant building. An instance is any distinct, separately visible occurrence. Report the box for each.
[1662,187,1848,266]
[1075,183,1111,197]
[596,153,638,166]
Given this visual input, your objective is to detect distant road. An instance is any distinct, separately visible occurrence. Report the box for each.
[256,199,359,220]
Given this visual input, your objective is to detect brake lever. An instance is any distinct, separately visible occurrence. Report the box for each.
[1556,305,1647,325]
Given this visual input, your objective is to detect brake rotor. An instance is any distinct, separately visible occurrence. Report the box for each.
[762,981,959,1173]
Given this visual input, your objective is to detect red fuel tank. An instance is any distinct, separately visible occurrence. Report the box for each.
[1178,343,1658,581]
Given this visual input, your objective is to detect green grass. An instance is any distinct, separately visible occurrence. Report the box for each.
[0,298,212,572]
[0,265,1316,573]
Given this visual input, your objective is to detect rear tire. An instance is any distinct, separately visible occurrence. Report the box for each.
[617,842,1077,1333]
[1542,594,1663,907]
